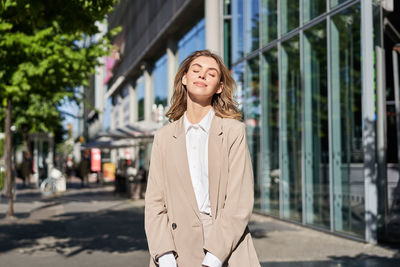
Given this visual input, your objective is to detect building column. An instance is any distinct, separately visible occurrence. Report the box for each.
[361,0,378,244]
[110,100,116,131]
[144,64,154,121]
[111,94,121,130]
[95,56,105,133]
[129,82,138,123]
[167,38,178,107]
[205,0,222,55]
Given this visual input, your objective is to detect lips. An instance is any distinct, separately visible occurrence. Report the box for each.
[193,81,207,87]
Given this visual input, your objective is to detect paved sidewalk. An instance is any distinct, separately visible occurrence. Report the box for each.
[250,214,400,266]
[0,184,400,266]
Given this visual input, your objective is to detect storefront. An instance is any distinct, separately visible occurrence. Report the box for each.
[225,0,385,243]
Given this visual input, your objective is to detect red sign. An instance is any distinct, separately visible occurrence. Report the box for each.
[91,148,101,172]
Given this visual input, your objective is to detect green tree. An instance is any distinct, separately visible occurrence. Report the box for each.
[0,0,119,217]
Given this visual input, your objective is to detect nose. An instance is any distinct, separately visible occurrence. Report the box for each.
[198,71,206,79]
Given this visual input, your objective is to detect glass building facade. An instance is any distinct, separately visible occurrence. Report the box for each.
[226,0,378,240]
[153,54,168,108]
[178,19,206,64]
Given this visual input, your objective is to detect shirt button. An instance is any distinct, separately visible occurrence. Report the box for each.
[172,223,177,230]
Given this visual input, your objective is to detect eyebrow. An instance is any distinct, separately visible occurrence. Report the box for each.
[191,63,220,74]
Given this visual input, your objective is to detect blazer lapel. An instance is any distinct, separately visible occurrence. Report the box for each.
[172,116,200,220]
[208,116,223,218]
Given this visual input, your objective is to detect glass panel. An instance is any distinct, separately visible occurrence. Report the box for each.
[245,0,259,53]
[223,0,231,15]
[280,36,302,221]
[224,19,231,67]
[178,19,205,64]
[232,62,245,114]
[260,0,278,46]
[245,57,261,209]
[330,0,353,9]
[303,22,330,228]
[102,97,112,131]
[387,104,398,163]
[303,0,326,23]
[232,0,244,63]
[136,75,145,121]
[153,54,168,108]
[280,0,299,34]
[330,4,364,238]
[261,47,279,216]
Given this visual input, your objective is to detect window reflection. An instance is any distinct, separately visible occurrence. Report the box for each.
[330,4,364,238]
[246,57,261,209]
[281,36,302,221]
[261,47,279,216]
[153,54,168,108]
[178,19,205,64]
[303,23,330,228]
[330,0,353,9]
[245,0,259,53]
[136,75,145,121]
[232,0,244,63]
[260,0,277,46]
[232,62,245,114]
[303,0,326,23]
[280,0,299,34]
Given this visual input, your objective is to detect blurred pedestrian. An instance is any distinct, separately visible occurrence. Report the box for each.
[65,154,74,181]
[21,151,32,187]
[137,166,147,199]
[145,50,260,267]
[79,150,90,187]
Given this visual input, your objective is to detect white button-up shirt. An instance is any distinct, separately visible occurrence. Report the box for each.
[184,108,214,215]
[158,108,222,267]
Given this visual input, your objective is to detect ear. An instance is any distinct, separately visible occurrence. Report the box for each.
[215,82,223,94]
[182,74,187,86]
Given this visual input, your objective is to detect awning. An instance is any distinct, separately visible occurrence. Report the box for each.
[126,120,162,134]
[96,130,131,139]
[81,140,112,149]
[85,121,163,149]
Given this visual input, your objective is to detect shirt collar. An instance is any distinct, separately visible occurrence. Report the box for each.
[184,108,215,134]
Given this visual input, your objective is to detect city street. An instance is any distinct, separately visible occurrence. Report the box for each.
[0,181,399,267]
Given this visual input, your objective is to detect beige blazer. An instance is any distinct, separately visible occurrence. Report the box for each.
[145,115,260,267]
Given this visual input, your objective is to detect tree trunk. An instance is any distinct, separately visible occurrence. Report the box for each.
[5,98,14,218]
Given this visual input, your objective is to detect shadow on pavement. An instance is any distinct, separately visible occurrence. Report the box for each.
[0,206,148,256]
[261,253,400,266]
[248,218,297,239]
[1,183,125,205]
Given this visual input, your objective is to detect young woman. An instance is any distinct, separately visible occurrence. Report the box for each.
[145,50,260,267]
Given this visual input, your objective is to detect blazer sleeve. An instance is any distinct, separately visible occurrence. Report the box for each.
[203,123,254,263]
[145,133,176,264]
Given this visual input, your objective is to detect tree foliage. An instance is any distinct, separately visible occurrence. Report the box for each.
[0,0,119,135]
[0,0,119,217]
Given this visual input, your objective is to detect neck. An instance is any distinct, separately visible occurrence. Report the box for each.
[186,97,212,124]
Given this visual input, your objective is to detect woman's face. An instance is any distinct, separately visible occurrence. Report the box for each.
[182,56,222,104]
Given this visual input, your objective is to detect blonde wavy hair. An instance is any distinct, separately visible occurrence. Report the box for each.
[165,50,242,122]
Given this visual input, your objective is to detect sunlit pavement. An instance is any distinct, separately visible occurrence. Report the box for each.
[0,180,400,267]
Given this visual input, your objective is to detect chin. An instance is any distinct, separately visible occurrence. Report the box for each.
[188,93,213,104]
